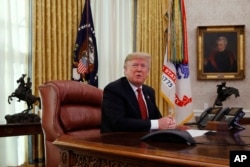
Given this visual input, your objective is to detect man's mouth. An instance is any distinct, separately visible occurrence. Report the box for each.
[136,74,142,77]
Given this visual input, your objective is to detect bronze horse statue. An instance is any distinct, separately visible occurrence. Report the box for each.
[8,74,41,113]
[213,82,240,107]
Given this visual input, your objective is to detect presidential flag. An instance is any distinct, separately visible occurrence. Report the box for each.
[72,0,98,87]
[161,0,194,125]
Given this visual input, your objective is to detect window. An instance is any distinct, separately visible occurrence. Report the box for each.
[0,0,31,166]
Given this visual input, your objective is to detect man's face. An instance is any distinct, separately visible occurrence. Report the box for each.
[124,58,150,87]
[217,41,226,52]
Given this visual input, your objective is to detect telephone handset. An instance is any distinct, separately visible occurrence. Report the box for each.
[218,107,245,129]
[197,107,227,127]
[212,107,230,121]
[184,107,224,127]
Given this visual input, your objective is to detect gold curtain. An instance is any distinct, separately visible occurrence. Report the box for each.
[136,0,169,116]
[30,1,85,166]
[32,0,85,96]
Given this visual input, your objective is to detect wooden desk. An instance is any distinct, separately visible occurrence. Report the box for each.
[0,123,43,137]
[54,125,250,167]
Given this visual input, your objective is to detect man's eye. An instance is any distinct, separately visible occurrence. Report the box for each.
[131,64,148,69]
[132,64,139,67]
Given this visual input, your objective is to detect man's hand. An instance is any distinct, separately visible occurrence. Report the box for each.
[158,115,176,130]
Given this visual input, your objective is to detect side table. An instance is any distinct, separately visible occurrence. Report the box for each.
[0,122,44,165]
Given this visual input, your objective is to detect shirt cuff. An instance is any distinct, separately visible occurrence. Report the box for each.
[150,120,159,130]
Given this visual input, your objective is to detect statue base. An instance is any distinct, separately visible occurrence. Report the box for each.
[5,113,40,124]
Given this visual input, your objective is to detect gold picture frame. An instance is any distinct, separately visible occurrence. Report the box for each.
[197,25,245,80]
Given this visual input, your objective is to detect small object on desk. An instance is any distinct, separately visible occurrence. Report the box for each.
[141,129,196,145]
[206,121,229,131]
[186,129,211,137]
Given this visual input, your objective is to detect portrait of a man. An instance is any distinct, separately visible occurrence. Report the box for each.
[203,33,237,73]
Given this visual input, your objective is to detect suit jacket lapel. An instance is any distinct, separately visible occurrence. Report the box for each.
[122,78,142,117]
[142,86,154,118]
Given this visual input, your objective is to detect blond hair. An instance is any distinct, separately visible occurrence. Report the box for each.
[124,52,151,68]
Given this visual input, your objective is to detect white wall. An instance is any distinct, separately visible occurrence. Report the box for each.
[185,0,250,116]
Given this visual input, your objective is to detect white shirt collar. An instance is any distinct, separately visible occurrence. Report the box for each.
[128,81,142,93]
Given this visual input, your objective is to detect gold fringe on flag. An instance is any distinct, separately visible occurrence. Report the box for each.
[167,0,188,64]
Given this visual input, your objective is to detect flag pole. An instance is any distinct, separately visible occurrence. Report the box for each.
[86,0,90,74]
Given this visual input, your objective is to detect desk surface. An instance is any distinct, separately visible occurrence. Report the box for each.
[0,123,43,137]
[54,125,250,167]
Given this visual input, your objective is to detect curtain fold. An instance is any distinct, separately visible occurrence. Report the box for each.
[136,0,169,116]
[32,0,84,96]
[32,1,85,166]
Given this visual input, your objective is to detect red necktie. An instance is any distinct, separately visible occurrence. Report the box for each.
[137,88,147,119]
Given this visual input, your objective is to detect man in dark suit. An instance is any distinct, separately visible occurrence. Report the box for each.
[101,52,176,133]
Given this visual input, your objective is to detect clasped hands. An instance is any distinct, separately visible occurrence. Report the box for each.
[158,115,176,130]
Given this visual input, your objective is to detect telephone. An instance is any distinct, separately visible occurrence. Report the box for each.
[141,129,196,145]
[185,107,245,129]
[218,107,245,129]
[197,107,228,127]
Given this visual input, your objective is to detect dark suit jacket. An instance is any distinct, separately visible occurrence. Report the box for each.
[101,77,162,133]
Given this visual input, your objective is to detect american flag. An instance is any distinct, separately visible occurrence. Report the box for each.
[77,57,88,74]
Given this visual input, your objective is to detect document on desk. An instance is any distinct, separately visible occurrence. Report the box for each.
[186,129,212,137]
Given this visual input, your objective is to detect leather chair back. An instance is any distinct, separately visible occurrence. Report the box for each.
[39,80,102,167]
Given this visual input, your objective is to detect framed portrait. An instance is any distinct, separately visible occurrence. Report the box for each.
[197,25,245,80]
